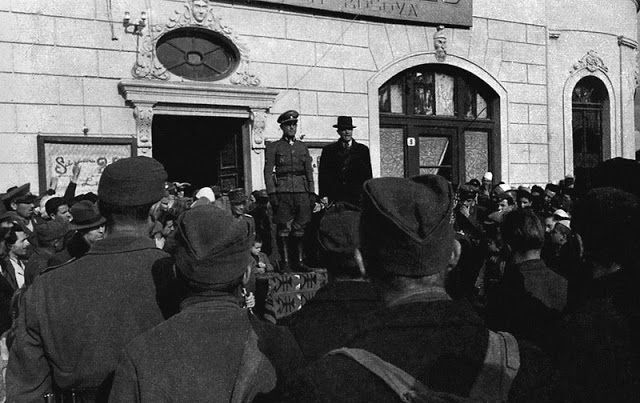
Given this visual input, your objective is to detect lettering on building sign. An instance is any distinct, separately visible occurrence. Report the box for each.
[254,0,472,26]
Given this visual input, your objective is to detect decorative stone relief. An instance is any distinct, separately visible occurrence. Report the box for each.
[570,50,608,74]
[132,0,259,86]
[251,109,267,152]
[133,104,154,154]
[433,25,447,62]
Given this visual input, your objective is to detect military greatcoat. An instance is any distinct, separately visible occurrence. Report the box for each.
[7,235,170,401]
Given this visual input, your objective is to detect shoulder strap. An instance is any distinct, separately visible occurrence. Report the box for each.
[469,330,520,402]
[328,348,466,403]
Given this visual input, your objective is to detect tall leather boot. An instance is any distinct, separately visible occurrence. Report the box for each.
[295,237,312,272]
[277,236,291,273]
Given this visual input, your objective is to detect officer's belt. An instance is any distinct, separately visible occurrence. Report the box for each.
[276,171,305,178]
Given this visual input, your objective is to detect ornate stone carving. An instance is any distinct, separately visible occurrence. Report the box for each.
[433,25,447,62]
[251,109,267,151]
[133,104,154,153]
[132,0,259,86]
[571,50,608,74]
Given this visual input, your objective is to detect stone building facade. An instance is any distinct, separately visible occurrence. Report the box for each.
[0,0,637,194]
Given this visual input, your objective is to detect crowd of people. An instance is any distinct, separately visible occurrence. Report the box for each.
[0,139,638,400]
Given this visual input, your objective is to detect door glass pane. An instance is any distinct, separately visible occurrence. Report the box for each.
[464,131,489,182]
[477,93,488,118]
[390,83,404,113]
[413,72,434,115]
[435,73,455,116]
[419,137,452,181]
[380,127,405,177]
[379,85,390,112]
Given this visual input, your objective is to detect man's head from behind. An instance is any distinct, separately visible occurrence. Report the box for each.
[97,157,167,228]
[360,175,455,294]
[172,204,254,294]
[501,209,544,254]
[318,201,363,279]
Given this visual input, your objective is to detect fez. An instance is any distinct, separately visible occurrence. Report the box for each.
[318,201,361,254]
[333,116,356,129]
[70,200,106,230]
[35,217,70,243]
[360,175,455,277]
[278,110,299,125]
[174,204,253,289]
[98,157,167,206]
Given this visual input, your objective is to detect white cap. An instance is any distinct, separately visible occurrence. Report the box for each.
[553,209,570,219]
[483,172,493,181]
[498,183,511,193]
[190,187,216,208]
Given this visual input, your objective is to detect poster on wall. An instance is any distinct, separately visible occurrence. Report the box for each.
[37,136,136,196]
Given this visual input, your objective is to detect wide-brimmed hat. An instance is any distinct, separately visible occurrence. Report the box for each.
[333,116,356,129]
[70,200,106,230]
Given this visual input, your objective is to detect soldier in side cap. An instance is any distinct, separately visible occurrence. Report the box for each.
[109,204,303,402]
[284,175,557,402]
[263,110,315,272]
[8,156,171,402]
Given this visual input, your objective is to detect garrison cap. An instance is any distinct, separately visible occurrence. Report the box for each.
[360,175,455,277]
[98,157,167,206]
[277,110,299,124]
[174,204,254,289]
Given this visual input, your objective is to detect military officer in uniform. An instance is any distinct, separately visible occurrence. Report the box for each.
[263,110,314,272]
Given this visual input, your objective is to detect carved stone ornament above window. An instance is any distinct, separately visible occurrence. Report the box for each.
[570,50,608,75]
[132,0,259,86]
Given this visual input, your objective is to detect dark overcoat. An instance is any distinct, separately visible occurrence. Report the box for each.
[109,295,304,402]
[7,235,170,401]
[318,140,372,206]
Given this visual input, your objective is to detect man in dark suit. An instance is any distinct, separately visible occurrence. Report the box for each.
[319,116,372,207]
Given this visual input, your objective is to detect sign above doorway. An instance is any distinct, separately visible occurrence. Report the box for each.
[249,0,472,27]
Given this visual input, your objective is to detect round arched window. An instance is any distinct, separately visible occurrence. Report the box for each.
[156,28,240,81]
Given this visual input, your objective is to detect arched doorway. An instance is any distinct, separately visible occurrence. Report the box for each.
[571,76,609,182]
[378,64,499,185]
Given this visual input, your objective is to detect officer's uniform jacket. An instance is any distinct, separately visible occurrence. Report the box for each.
[7,235,170,401]
[264,138,314,194]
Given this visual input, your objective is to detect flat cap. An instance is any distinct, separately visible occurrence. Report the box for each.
[360,175,455,277]
[277,110,299,124]
[36,217,70,243]
[98,157,167,206]
[318,201,361,254]
[174,204,254,289]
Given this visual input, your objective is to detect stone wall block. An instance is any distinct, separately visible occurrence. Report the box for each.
[526,25,546,45]
[343,69,373,94]
[488,20,526,43]
[317,92,368,117]
[451,28,471,60]
[100,106,136,135]
[288,65,344,92]
[503,42,545,65]
[343,22,369,47]
[221,8,286,38]
[469,18,489,65]
[0,43,13,72]
[299,91,318,116]
[509,103,529,123]
[527,64,546,85]
[315,43,376,70]
[509,123,547,143]
[287,15,344,43]
[56,19,124,51]
[0,73,59,104]
[499,62,527,83]
[0,133,37,163]
[528,104,547,125]
[251,62,288,88]
[98,50,135,78]
[368,25,393,69]
[83,78,123,107]
[0,104,17,133]
[484,39,503,77]
[17,105,84,133]
[249,37,316,66]
[406,25,428,53]
[510,163,548,184]
[11,0,96,19]
[0,12,56,45]
[505,83,546,104]
[528,144,548,163]
[386,24,411,60]
[509,143,529,163]
[0,163,38,191]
